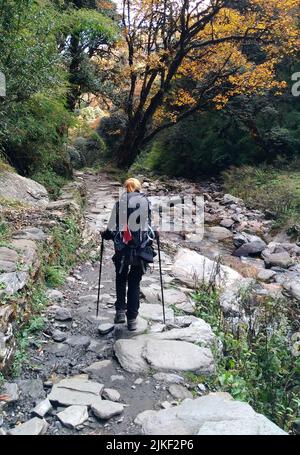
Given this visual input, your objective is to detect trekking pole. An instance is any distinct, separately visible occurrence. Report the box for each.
[96,236,104,317]
[156,234,166,325]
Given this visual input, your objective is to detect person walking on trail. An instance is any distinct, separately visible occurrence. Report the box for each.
[101,178,157,331]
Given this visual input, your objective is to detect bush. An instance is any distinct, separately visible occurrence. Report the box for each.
[192,285,300,433]
[223,164,300,232]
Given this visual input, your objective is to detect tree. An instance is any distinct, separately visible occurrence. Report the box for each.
[57,0,119,110]
[108,0,298,168]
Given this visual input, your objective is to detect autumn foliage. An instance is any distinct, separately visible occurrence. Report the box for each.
[105,0,299,167]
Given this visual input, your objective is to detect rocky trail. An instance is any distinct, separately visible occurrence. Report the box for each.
[1,171,299,435]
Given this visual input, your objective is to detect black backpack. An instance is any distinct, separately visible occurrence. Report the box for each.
[113,192,156,267]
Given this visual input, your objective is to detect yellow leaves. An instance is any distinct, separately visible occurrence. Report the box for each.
[173,89,197,108]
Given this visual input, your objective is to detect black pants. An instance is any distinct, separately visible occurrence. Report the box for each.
[114,257,144,320]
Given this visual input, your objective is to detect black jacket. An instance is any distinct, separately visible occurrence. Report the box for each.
[102,191,156,265]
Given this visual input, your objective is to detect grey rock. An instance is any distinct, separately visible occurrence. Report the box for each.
[53,308,72,321]
[98,323,114,335]
[57,405,89,429]
[0,260,17,273]
[13,227,47,241]
[262,251,294,269]
[153,373,185,384]
[144,339,215,374]
[83,360,112,376]
[46,289,63,302]
[135,392,286,435]
[154,319,216,348]
[111,375,125,382]
[31,399,52,418]
[223,194,243,205]
[233,233,263,249]
[8,417,48,435]
[257,269,276,283]
[283,281,300,301]
[114,338,150,373]
[206,226,233,241]
[168,384,193,400]
[220,219,235,229]
[0,170,49,208]
[48,378,104,406]
[91,400,124,420]
[139,304,174,323]
[52,329,67,342]
[2,382,19,403]
[102,388,121,402]
[17,379,45,400]
[66,335,91,348]
[172,248,242,288]
[234,240,267,257]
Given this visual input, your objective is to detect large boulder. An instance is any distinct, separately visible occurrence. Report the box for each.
[114,336,215,375]
[135,392,287,435]
[172,248,242,288]
[0,170,49,207]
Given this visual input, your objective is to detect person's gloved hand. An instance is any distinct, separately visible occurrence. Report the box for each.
[101,230,113,240]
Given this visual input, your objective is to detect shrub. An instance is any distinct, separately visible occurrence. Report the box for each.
[223,164,300,232]
[192,285,300,433]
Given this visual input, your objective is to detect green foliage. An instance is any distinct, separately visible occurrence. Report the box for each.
[31,168,68,199]
[0,221,11,243]
[223,164,300,232]
[44,265,66,287]
[42,216,81,287]
[192,286,300,432]
[12,286,48,376]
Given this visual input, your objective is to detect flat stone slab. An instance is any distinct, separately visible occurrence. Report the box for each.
[98,323,114,335]
[154,319,216,347]
[114,336,214,374]
[91,400,124,420]
[135,393,287,435]
[144,339,215,374]
[139,303,174,323]
[48,378,104,406]
[102,388,121,402]
[31,399,52,418]
[66,335,91,348]
[83,360,112,376]
[168,384,193,400]
[172,248,242,288]
[153,373,185,384]
[114,338,150,373]
[8,417,48,435]
[57,405,89,429]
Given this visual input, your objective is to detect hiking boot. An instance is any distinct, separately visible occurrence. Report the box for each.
[114,311,126,324]
[127,319,138,331]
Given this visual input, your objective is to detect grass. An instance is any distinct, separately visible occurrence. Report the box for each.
[12,286,48,376]
[31,169,68,199]
[41,215,81,287]
[44,265,66,287]
[223,164,300,234]
[0,221,11,243]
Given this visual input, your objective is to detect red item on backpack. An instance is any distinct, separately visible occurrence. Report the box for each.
[122,224,133,244]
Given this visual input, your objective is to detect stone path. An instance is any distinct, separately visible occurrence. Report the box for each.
[0,171,291,435]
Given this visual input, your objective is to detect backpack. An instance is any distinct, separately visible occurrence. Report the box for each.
[113,192,156,268]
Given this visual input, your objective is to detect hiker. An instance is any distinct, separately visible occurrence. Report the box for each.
[101,178,157,331]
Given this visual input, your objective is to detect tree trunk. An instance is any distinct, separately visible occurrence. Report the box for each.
[67,34,81,111]
[116,125,141,168]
